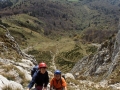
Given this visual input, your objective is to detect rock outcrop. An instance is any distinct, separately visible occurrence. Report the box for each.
[0,75,23,90]
[0,25,36,89]
[0,24,37,64]
[71,30,120,80]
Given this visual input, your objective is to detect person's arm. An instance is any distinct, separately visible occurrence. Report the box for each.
[64,86,67,90]
[42,87,47,90]
[50,85,54,90]
[27,71,38,89]
[50,78,54,90]
[62,78,67,90]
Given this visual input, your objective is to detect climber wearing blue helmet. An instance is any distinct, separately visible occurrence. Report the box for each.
[54,70,61,74]
[50,70,67,90]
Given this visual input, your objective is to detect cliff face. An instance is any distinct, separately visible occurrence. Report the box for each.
[0,24,35,89]
[0,24,37,64]
[71,29,120,83]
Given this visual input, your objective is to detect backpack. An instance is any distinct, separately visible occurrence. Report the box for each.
[61,74,66,81]
[31,65,39,77]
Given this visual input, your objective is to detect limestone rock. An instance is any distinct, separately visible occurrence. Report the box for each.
[0,75,9,89]
[8,81,23,90]
[65,73,75,79]
[0,75,23,90]
[16,66,32,81]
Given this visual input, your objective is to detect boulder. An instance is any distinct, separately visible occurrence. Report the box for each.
[16,66,32,81]
[0,75,23,90]
[21,59,34,67]
[65,73,75,79]
[0,75,9,89]
[9,81,23,90]
[109,83,120,90]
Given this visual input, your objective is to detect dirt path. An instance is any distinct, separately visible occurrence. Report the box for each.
[50,51,57,70]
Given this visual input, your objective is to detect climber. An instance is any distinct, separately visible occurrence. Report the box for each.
[50,70,67,90]
[27,62,49,90]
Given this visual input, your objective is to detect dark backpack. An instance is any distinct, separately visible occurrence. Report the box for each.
[61,74,66,81]
[31,65,39,77]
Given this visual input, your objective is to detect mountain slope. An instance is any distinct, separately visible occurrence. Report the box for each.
[0,0,119,33]
[71,29,120,85]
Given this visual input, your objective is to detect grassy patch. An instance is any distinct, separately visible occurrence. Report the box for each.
[2,85,21,90]
[28,49,52,67]
[55,44,85,73]
[108,65,120,84]
[2,14,44,32]
[2,86,13,90]
[1,65,29,86]
[86,45,97,54]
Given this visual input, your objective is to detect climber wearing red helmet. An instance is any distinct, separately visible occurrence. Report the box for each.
[27,62,49,90]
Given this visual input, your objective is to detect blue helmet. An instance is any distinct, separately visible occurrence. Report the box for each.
[54,70,61,75]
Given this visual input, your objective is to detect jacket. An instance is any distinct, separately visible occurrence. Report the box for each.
[50,77,67,89]
[28,70,49,89]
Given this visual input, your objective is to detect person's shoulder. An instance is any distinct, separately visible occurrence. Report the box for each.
[45,71,49,74]
[61,77,66,83]
[61,77,65,80]
[51,77,55,81]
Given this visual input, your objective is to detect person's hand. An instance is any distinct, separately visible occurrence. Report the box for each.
[26,88,30,90]
[43,87,47,90]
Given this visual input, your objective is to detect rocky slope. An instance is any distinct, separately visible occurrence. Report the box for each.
[0,20,120,89]
[0,24,82,90]
[0,24,35,89]
[71,28,120,89]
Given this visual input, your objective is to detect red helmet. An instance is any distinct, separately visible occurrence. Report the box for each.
[39,62,47,68]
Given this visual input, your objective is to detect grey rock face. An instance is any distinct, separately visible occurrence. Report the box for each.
[0,75,23,90]
[71,29,120,79]
[0,24,37,64]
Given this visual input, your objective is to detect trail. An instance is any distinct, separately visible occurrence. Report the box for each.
[50,47,59,71]
[52,54,57,70]
[91,43,101,47]
[22,46,33,52]
[22,43,39,53]
[50,51,57,70]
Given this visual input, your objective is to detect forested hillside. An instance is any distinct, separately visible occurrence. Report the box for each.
[0,0,119,38]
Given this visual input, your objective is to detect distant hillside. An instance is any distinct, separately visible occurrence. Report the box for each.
[0,0,120,42]
[0,0,13,9]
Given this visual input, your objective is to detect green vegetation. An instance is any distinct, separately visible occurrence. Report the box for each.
[0,0,119,37]
[0,15,98,72]
[0,26,22,60]
[28,50,52,67]
[107,65,120,84]
[56,45,84,72]
[86,46,97,54]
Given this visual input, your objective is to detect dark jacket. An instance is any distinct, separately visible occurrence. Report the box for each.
[28,70,49,89]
